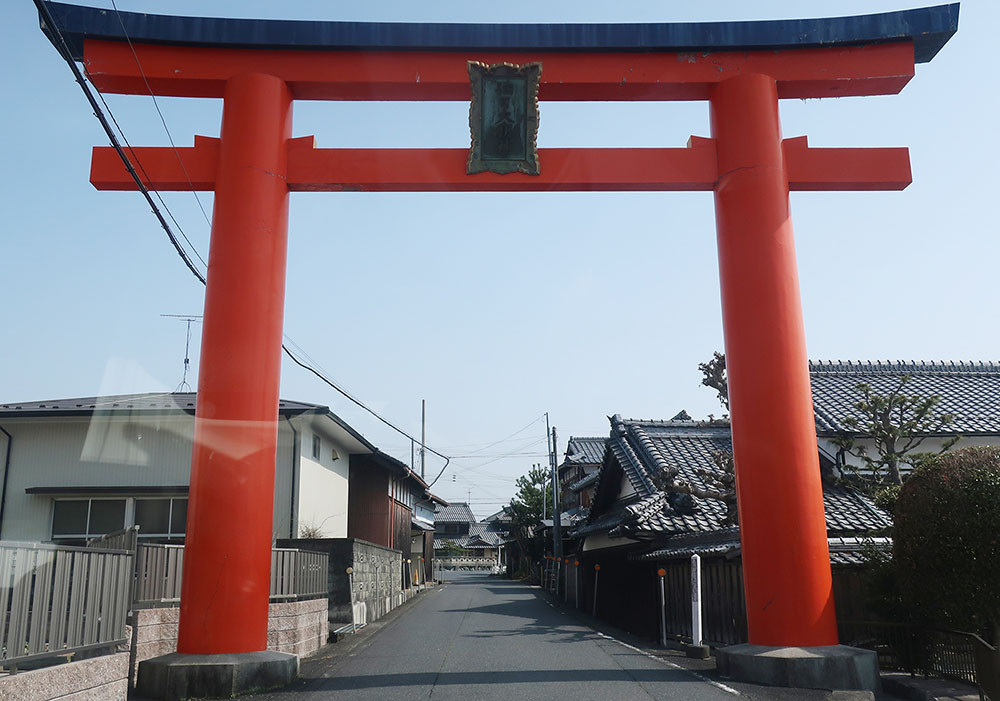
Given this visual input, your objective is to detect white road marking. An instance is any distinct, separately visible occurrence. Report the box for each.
[595,632,740,696]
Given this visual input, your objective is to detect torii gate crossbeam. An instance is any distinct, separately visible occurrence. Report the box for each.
[40,1,957,695]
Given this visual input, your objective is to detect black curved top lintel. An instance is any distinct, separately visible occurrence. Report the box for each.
[39,2,958,65]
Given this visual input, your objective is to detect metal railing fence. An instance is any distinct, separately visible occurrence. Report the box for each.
[270,548,327,601]
[840,620,995,689]
[86,526,139,554]
[0,542,132,670]
[133,543,185,607]
[133,543,328,607]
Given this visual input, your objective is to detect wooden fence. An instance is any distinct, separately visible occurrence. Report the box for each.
[0,542,132,670]
[656,559,748,647]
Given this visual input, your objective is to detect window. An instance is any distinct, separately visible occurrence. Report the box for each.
[51,499,126,540]
[51,496,187,542]
[312,434,321,460]
[135,498,188,538]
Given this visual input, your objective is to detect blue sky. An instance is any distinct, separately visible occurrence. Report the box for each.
[2,1,996,515]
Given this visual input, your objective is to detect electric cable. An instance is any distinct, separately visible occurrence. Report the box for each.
[109,0,214,232]
[38,0,467,490]
[34,0,207,284]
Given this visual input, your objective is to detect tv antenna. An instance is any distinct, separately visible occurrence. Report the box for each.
[161,314,202,392]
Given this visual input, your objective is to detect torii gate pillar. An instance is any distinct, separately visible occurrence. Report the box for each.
[179,73,292,654]
[712,73,837,646]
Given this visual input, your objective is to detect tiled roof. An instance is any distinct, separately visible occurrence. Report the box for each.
[572,510,626,538]
[466,523,502,546]
[0,392,322,417]
[435,523,501,549]
[568,471,599,492]
[631,529,741,561]
[435,502,477,524]
[583,416,891,541]
[631,534,892,565]
[810,361,1000,435]
[616,490,727,538]
[822,485,892,533]
[617,481,891,538]
[564,437,607,465]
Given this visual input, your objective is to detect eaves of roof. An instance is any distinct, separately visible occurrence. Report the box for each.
[568,471,599,492]
[632,534,892,565]
[0,393,325,419]
[43,2,958,64]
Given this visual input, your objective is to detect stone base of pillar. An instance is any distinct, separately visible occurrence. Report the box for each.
[716,644,879,691]
[136,651,298,700]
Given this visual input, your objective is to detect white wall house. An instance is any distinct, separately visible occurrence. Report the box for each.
[0,393,386,543]
[810,361,1000,479]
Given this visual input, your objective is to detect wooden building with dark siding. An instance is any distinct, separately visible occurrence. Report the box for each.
[347,451,442,586]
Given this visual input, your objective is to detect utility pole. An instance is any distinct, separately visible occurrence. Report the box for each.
[420,399,426,480]
[535,463,546,520]
[550,423,562,561]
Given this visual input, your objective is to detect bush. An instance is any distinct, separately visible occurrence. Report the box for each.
[893,446,1000,638]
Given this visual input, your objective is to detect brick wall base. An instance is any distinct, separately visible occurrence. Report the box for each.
[0,650,129,701]
[128,598,328,688]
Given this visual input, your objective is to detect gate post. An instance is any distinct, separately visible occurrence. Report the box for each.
[710,72,837,648]
[177,71,293,655]
[137,72,297,699]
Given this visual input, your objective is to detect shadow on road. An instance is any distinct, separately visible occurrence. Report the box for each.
[297,667,705,692]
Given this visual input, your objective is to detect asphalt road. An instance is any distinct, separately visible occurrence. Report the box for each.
[250,572,877,701]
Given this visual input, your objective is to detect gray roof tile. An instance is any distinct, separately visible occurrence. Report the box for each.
[0,392,322,416]
[810,360,1000,435]
[632,535,892,564]
[564,437,606,465]
[568,471,599,492]
[435,502,477,524]
[584,417,892,541]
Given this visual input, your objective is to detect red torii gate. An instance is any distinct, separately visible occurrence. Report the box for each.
[41,1,957,693]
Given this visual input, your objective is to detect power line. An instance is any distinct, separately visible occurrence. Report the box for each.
[110,0,213,232]
[457,414,546,456]
[34,0,207,284]
[39,1,456,488]
[449,452,549,459]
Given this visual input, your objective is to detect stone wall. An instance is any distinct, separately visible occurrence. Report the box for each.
[0,650,129,701]
[128,598,328,688]
[278,538,426,627]
[350,539,403,623]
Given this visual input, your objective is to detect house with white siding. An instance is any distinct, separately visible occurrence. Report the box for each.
[810,361,1000,479]
[0,392,433,544]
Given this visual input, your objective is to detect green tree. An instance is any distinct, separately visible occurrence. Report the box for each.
[833,373,958,490]
[893,446,1000,641]
[439,540,465,557]
[506,465,550,565]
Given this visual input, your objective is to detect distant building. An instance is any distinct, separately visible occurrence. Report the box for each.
[433,502,502,561]
[558,436,605,511]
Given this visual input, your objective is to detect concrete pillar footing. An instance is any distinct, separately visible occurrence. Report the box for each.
[716,644,879,691]
[136,650,298,700]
